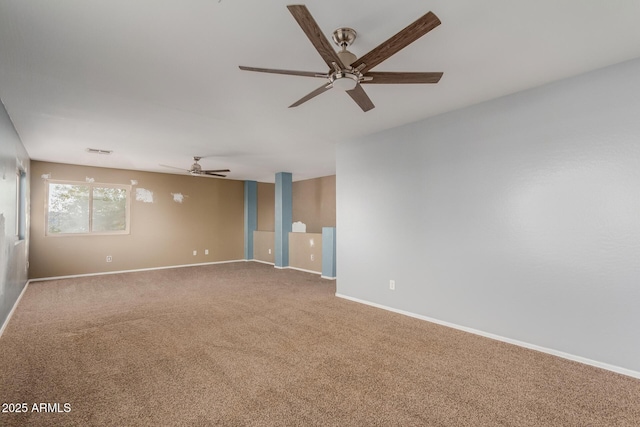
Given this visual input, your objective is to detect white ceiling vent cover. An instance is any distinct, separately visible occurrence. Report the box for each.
[86,148,113,155]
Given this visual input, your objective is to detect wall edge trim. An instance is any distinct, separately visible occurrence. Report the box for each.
[335,293,640,380]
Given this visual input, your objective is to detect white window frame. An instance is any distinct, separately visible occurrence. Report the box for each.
[16,165,27,240]
[45,179,131,237]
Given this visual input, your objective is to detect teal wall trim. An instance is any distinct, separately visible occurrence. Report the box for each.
[275,172,292,267]
[244,180,257,260]
[322,227,336,278]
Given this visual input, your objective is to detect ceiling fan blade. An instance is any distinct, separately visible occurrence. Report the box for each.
[239,66,328,78]
[201,169,231,173]
[361,71,443,84]
[160,164,189,172]
[351,11,441,73]
[289,83,333,108]
[346,84,375,112]
[287,5,345,70]
[203,172,227,177]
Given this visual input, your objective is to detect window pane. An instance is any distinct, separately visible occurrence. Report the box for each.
[48,184,90,234]
[17,170,27,239]
[92,187,127,232]
[16,172,20,236]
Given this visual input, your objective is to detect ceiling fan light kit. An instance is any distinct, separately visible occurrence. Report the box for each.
[239,5,443,112]
[330,71,358,91]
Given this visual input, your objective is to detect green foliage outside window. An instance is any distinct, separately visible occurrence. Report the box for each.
[47,181,129,235]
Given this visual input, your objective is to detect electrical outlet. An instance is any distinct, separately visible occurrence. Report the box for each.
[205,249,209,255]
[310,254,315,261]
[106,256,112,263]
[389,280,395,290]
[268,249,271,254]
[193,250,197,256]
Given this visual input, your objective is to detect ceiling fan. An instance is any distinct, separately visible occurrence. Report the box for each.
[160,157,230,177]
[239,5,443,112]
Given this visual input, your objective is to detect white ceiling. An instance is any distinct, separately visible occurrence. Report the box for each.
[1,0,640,183]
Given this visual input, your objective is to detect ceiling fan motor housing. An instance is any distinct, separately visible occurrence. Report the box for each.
[191,160,202,174]
[337,50,357,67]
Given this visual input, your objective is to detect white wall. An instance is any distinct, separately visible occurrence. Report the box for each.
[0,99,30,331]
[336,58,640,375]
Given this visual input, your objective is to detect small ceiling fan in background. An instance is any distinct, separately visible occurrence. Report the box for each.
[160,157,230,177]
[239,4,443,112]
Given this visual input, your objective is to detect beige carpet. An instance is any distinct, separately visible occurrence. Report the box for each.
[0,262,638,426]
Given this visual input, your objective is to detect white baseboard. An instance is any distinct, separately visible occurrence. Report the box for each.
[250,260,324,277]
[321,275,336,280]
[286,266,321,275]
[249,259,275,266]
[272,264,318,274]
[335,293,640,380]
[0,280,30,339]
[28,259,247,283]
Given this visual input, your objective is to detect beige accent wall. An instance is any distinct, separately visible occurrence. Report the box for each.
[289,232,323,273]
[257,175,335,233]
[253,231,274,264]
[292,175,335,233]
[254,175,334,273]
[29,161,244,279]
[257,182,274,231]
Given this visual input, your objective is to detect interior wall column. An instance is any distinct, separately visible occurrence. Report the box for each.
[244,180,257,260]
[275,172,292,268]
[321,227,336,279]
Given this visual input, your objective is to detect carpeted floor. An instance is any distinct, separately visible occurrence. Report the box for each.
[0,262,639,426]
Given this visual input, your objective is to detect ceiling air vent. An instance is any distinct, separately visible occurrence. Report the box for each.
[86,148,113,155]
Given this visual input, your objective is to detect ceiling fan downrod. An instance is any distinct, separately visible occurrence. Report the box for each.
[332,27,357,67]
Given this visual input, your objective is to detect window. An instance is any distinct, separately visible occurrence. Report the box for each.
[46,180,130,236]
[16,167,27,240]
